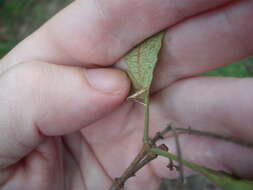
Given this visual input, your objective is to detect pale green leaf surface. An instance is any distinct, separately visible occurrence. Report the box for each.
[124,31,165,102]
[149,148,253,190]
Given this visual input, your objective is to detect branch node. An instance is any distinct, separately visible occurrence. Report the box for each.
[166,158,179,171]
[159,144,169,152]
[157,132,164,140]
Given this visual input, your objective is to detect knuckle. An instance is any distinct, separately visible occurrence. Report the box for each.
[0,62,48,105]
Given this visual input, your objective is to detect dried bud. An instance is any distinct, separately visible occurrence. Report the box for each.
[159,144,169,152]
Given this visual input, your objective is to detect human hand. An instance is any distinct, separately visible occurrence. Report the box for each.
[0,0,253,189]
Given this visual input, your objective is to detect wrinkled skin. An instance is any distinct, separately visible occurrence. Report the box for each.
[0,0,253,189]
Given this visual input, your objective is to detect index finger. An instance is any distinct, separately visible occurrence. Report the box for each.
[1,0,231,72]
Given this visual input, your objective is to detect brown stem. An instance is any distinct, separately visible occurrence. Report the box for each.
[132,153,157,173]
[175,127,253,149]
[171,126,184,189]
[109,145,147,190]
[166,157,179,171]
[109,125,173,190]
[109,123,253,190]
[151,124,172,144]
[132,144,168,173]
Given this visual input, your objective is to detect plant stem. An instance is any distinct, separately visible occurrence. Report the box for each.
[175,127,253,149]
[109,125,172,190]
[151,124,172,144]
[109,145,147,190]
[148,148,224,176]
[143,90,150,143]
[131,153,157,174]
[148,148,188,170]
[149,148,253,190]
[171,126,184,187]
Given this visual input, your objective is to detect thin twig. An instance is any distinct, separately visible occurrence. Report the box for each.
[175,127,253,149]
[171,126,184,190]
[151,124,172,144]
[110,122,253,190]
[109,145,147,190]
[167,157,179,171]
[130,144,169,175]
[109,151,156,190]
[131,153,157,173]
[152,124,253,149]
[109,126,172,190]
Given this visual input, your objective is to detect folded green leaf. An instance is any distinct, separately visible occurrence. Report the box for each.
[149,148,253,190]
[124,31,165,103]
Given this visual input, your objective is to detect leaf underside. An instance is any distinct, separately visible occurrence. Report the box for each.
[124,31,165,103]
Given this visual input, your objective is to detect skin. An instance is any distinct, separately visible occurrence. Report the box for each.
[0,0,253,189]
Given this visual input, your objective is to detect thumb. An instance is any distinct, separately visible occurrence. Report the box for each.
[0,61,130,168]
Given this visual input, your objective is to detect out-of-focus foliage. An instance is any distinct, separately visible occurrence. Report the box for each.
[205,59,252,77]
[0,0,70,57]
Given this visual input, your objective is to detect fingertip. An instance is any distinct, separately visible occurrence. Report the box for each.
[86,68,130,98]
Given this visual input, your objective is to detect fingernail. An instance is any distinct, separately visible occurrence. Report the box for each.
[86,68,127,93]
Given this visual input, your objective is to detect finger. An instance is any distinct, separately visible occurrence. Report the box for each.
[63,133,113,189]
[150,76,253,178]
[0,61,129,168]
[152,77,253,140]
[153,0,253,91]
[2,138,62,189]
[1,0,231,72]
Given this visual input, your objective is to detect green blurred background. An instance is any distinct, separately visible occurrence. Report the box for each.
[0,0,70,57]
[1,0,253,77]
